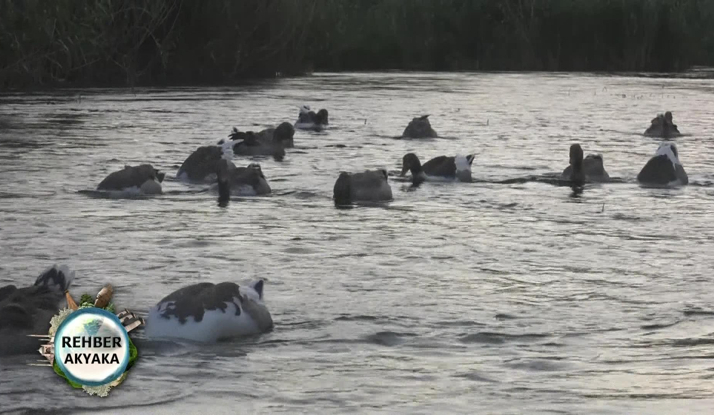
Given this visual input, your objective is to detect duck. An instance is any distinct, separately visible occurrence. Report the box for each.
[561,146,610,183]
[402,115,438,138]
[97,164,165,194]
[400,153,475,185]
[257,122,296,148]
[294,105,329,131]
[637,142,688,187]
[333,169,393,205]
[144,280,273,342]
[227,122,294,158]
[176,146,225,183]
[563,144,587,187]
[0,265,74,356]
[213,159,271,204]
[644,111,681,138]
[177,135,242,184]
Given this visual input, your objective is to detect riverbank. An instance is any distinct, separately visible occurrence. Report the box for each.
[2,0,713,89]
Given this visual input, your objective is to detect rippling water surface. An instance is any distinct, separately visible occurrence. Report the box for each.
[1,72,714,415]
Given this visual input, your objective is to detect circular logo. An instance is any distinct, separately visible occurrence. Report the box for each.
[53,308,130,386]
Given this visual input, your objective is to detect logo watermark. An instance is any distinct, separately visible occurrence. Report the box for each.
[31,284,143,397]
[54,308,130,386]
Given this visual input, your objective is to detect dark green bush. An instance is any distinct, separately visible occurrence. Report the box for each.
[1,0,712,88]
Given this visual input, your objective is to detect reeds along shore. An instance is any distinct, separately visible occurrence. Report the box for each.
[2,0,714,89]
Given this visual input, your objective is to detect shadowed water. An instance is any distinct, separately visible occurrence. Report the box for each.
[1,72,714,415]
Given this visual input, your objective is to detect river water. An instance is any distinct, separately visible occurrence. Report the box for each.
[1,72,713,414]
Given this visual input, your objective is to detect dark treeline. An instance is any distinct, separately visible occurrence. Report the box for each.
[2,0,714,89]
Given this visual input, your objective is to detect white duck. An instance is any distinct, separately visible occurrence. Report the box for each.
[637,142,688,187]
[144,280,273,342]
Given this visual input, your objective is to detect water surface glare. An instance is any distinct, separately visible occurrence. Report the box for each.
[1,72,714,414]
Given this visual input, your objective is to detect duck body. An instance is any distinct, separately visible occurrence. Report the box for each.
[644,111,681,138]
[97,164,165,194]
[177,144,231,183]
[228,122,295,158]
[0,265,74,356]
[402,115,438,138]
[401,153,474,184]
[230,131,285,159]
[561,154,610,183]
[637,142,688,187]
[144,280,272,342]
[294,106,329,131]
[213,159,271,203]
[333,169,393,204]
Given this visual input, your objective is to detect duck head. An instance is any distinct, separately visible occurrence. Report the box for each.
[664,111,673,124]
[569,144,585,186]
[274,122,295,146]
[245,163,272,194]
[400,153,422,177]
[569,144,584,167]
[316,109,329,125]
[247,163,266,179]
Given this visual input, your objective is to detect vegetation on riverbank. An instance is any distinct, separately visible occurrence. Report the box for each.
[2,0,713,88]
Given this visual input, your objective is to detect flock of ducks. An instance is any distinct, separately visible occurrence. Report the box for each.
[0,107,693,354]
[95,107,689,204]
[565,111,687,187]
